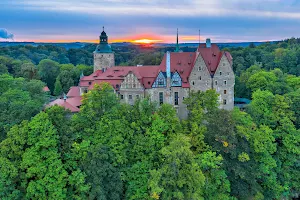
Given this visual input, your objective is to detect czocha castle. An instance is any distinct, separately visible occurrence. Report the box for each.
[48,28,235,119]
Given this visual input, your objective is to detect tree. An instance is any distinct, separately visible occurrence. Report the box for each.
[149,134,205,200]
[20,62,39,80]
[0,75,46,140]
[197,151,232,200]
[56,70,74,93]
[0,110,89,199]
[38,59,60,93]
[80,145,123,200]
[54,78,63,96]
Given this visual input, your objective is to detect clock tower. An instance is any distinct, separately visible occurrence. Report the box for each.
[93,27,115,72]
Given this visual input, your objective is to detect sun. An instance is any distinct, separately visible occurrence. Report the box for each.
[131,38,163,44]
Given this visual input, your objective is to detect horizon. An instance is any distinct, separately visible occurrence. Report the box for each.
[1,0,300,43]
[0,39,279,44]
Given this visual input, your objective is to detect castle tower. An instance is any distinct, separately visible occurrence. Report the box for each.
[93,27,115,72]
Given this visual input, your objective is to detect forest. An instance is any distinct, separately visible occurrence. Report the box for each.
[0,38,299,199]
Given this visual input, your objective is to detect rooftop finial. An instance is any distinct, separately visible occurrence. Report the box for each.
[175,28,179,52]
[63,93,67,102]
[199,29,200,44]
[103,26,104,32]
[80,71,84,80]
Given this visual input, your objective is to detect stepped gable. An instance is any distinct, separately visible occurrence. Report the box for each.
[159,52,196,87]
[196,43,233,76]
[82,65,161,90]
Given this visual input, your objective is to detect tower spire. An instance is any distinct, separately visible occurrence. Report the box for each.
[175,28,179,52]
[103,26,104,32]
[199,29,200,44]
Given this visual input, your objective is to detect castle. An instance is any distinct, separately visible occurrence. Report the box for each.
[48,28,235,119]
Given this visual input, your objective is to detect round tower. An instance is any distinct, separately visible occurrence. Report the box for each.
[93,27,115,72]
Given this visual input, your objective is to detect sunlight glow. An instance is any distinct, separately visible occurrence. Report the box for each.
[131,39,163,44]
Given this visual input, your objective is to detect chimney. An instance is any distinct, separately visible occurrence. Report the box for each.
[206,38,211,48]
[166,51,171,78]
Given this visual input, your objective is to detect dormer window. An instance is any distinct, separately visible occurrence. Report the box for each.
[220,72,222,76]
[158,78,164,85]
[152,72,166,88]
[171,72,182,87]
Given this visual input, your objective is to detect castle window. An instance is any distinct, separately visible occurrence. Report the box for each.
[223,99,227,105]
[133,83,136,88]
[83,88,88,93]
[159,92,163,105]
[158,78,164,85]
[198,67,201,71]
[224,90,227,94]
[129,95,132,100]
[88,82,92,85]
[227,72,230,75]
[171,72,182,87]
[215,80,217,85]
[224,80,227,85]
[136,95,139,99]
[174,92,179,105]
[220,72,222,75]
[199,76,201,80]
[120,95,124,99]
[148,81,151,85]
[192,81,195,85]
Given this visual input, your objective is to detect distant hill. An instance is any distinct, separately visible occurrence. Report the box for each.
[0,41,278,49]
[0,41,87,49]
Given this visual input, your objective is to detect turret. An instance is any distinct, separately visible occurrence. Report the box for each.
[93,26,115,72]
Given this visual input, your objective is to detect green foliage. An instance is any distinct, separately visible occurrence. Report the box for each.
[0,74,46,140]
[38,59,60,92]
[149,134,205,200]
[0,41,299,199]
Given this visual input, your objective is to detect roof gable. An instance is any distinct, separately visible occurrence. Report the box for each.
[196,44,232,76]
[171,71,182,87]
[152,71,166,88]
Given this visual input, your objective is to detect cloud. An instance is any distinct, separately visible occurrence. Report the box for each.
[1,0,300,42]
[0,29,14,40]
[15,0,300,19]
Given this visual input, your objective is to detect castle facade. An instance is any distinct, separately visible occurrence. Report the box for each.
[51,28,235,119]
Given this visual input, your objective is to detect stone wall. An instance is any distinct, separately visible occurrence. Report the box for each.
[213,55,235,110]
[189,54,212,92]
[94,52,115,72]
[146,87,189,119]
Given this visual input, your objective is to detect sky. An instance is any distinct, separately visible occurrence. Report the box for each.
[0,0,300,43]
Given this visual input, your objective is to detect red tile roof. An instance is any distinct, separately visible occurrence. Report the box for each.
[160,52,196,87]
[80,66,161,89]
[46,99,80,112]
[67,86,80,97]
[197,44,222,75]
[43,86,50,92]
[79,46,231,90]
[66,96,82,107]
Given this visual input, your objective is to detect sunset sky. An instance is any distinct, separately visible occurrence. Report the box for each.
[1,0,300,43]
